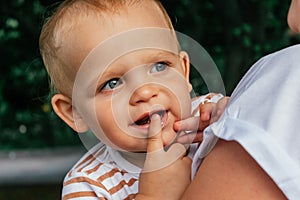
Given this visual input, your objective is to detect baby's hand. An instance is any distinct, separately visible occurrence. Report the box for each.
[174,95,230,144]
[135,114,191,200]
[199,94,230,124]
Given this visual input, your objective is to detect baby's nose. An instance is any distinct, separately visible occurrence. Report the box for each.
[129,84,159,105]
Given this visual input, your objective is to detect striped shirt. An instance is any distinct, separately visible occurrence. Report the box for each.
[62,143,141,200]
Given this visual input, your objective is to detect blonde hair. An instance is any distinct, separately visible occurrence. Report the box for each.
[39,0,174,97]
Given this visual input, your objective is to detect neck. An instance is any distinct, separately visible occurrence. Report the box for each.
[119,151,146,168]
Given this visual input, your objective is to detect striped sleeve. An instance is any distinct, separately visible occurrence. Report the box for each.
[62,171,112,199]
[62,145,139,199]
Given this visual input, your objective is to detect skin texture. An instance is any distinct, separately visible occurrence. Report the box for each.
[52,1,192,158]
[49,1,227,199]
[48,0,295,198]
[288,0,300,33]
[181,140,286,199]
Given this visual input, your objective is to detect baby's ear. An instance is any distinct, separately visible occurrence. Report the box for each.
[179,51,193,92]
[51,94,89,133]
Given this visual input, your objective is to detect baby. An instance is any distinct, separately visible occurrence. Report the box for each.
[39,0,226,199]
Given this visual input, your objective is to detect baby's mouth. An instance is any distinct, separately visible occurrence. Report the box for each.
[131,110,168,128]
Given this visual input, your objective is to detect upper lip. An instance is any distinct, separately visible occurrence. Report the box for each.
[131,110,167,126]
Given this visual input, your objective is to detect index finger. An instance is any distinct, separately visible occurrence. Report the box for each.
[147,114,163,153]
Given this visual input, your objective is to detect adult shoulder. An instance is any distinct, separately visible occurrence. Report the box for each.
[185,45,300,199]
[182,140,286,199]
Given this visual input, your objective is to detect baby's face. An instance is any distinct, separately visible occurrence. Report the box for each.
[69,1,192,152]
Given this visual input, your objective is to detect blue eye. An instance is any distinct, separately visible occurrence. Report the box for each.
[150,62,168,73]
[100,78,122,91]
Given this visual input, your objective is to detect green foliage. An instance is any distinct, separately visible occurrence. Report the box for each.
[0,0,297,149]
[163,0,293,93]
[0,0,81,149]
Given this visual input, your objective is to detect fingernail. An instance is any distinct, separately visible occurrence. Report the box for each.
[151,114,160,120]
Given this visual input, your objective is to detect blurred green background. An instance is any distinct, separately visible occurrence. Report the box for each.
[0,0,299,199]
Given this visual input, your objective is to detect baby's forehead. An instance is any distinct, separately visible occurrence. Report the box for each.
[73,34,181,94]
[62,18,177,75]
[57,1,176,79]
[78,27,179,70]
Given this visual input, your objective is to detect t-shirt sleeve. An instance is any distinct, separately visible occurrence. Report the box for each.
[62,170,112,200]
[192,45,300,199]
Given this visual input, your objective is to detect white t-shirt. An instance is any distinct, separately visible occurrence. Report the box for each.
[192,45,300,199]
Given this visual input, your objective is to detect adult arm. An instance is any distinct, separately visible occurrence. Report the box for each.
[181,139,286,199]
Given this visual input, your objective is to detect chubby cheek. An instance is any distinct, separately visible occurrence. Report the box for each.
[162,88,192,146]
[94,102,118,144]
[91,99,121,145]
[95,109,126,150]
[170,81,192,118]
[94,100,148,151]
